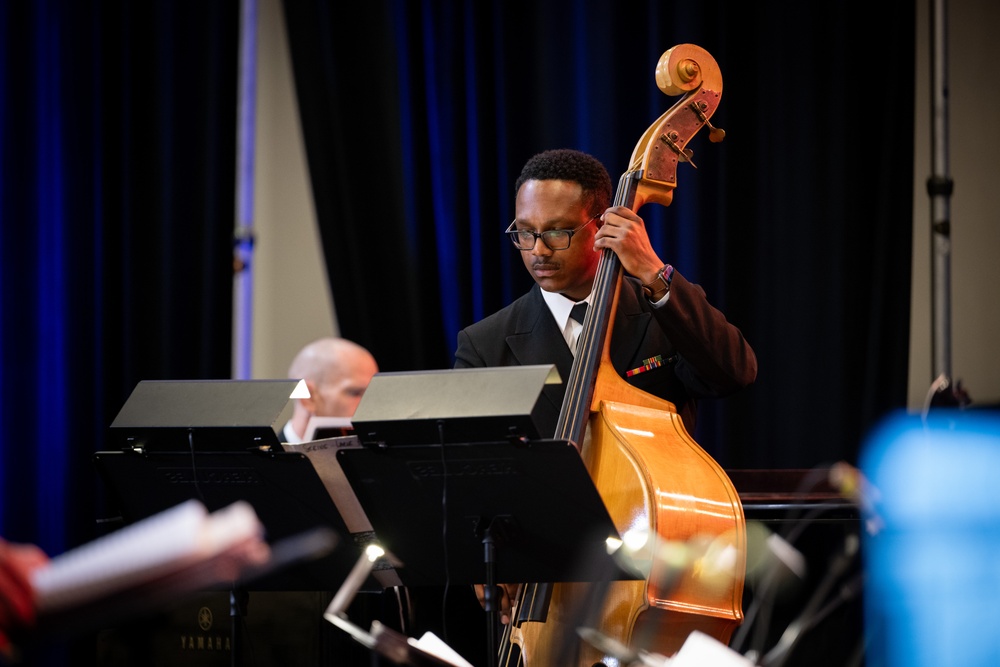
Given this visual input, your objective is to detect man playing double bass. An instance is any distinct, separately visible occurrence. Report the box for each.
[454,148,757,625]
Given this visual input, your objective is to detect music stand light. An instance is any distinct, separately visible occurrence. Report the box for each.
[108,379,308,451]
[351,365,562,446]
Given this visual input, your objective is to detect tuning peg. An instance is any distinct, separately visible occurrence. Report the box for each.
[706,121,726,143]
[689,100,726,143]
[659,131,699,168]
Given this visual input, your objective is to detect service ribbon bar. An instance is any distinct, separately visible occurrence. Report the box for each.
[626,355,664,378]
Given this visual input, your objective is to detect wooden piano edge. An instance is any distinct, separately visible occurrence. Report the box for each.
[725,468,860,524]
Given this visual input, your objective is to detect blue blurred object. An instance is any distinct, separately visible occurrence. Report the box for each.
[861,409,1000,667]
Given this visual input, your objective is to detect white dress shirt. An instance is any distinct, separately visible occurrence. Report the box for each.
[541,289,589,354]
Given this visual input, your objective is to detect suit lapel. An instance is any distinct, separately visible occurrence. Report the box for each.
[505,285,574,414]
[504,283,654,381]
[609,282,653,373]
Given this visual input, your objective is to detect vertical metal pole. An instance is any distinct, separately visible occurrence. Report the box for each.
[232,0,258,379]
[928,0,952,384]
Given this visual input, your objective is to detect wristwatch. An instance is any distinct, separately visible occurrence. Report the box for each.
[641,264,674,301]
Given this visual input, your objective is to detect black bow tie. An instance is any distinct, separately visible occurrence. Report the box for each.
[570,302,588,324]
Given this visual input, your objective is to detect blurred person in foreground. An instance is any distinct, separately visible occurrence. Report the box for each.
[0,539,48,662]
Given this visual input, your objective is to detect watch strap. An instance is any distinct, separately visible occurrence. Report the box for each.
[641,264,674,300]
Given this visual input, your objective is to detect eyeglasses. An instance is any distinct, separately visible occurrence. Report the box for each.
[504,216,598,251]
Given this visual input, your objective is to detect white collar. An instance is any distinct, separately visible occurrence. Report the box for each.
[281,419,304,445]
[541,289,589,330]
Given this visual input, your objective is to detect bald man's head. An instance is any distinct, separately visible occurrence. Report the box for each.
[288,337,378,419]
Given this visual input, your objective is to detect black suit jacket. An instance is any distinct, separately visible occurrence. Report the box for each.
[454,271,756,437]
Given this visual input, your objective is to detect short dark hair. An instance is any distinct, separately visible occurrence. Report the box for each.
[515,149,613,216]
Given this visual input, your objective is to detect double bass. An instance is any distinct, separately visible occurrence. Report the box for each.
[498,44,746,665]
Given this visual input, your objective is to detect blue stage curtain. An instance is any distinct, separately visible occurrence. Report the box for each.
[0,0,238,564]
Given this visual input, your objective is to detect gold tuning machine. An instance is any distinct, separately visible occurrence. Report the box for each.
[690,100,726,143]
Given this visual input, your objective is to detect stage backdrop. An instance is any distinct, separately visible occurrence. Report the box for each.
[0,2,238,555]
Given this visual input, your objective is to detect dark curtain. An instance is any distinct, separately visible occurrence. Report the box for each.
[283,0,915,469]
[0,0,237,589]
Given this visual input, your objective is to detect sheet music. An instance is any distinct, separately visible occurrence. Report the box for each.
[413,631,476,667]
[31,499,263,614]
[281,436,402,588]
[281,436,370,534]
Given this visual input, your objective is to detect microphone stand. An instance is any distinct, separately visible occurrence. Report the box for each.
[758,532,860,667]
[325,546,468,666]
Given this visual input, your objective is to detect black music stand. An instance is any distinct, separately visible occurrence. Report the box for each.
[342,366,641,666]
[94,378,368,667]
[93,449,362,590]
[336,439,640,667]
[93,448,365,667]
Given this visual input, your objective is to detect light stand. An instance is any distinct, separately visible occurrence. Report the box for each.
[928,0,971,408]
